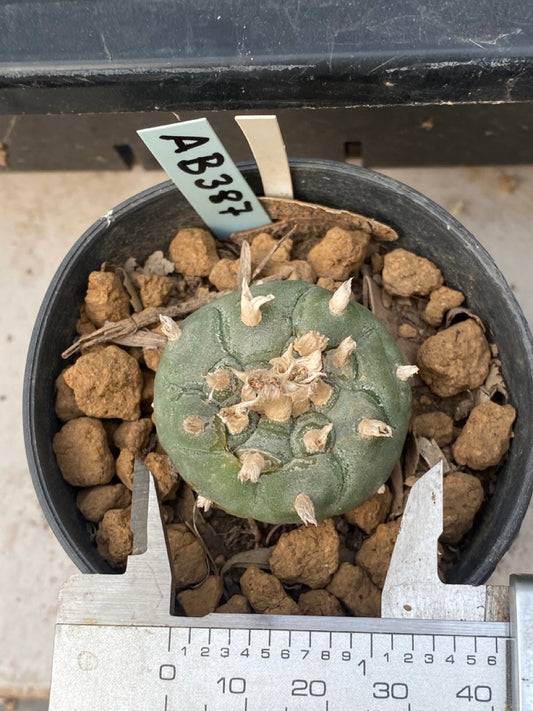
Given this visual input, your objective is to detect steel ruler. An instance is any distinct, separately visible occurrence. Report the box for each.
[48,461,533,710]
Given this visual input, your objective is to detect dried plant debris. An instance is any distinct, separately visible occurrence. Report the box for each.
[54,200,516,617]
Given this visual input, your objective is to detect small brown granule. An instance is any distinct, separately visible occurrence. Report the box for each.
[76,483,131,523]
[63,345,143,420]
[84,271,131,327]
[308,227,369,280]
[168,228,219,277]
[382,248,443,297]
[96,507,133,567]
[53,417,115,487]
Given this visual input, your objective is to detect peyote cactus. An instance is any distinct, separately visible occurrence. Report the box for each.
[154,279,413,525]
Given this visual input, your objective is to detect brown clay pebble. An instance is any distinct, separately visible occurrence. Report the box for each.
[423,285,465,327]
[343,486,393,534]
[249,232,293,267]
[262,259,316,281]
[240,566,301,615]
[84,271,131,327]
[143,347,164,372]
[216,595,252,614]
[208,258,240,290]
[113,418,153,453]
[298,589,344,616]
[76,483,131,523]
[441,472,484,544]
[316,276,340,291]
[178,576,224,617]
[55,370,84,422]
[355,519,402,589]
[53,417,115,487]
[132,273,174,308]
[284,259,317,282]
[144,451,179,501]
[382,248,444,297]
[269,518,339,588]
[326,562,381,617]
[168,228,219,277]
[76,305,97,336]
[453,401,517,470]
[95,506,133,567]
[397,323,418,339]
[63,345,143,420]
[417,319,491,398]
[115,448,135,489]
[307,226,370,280]
[166,523,209,588]
[412,411,455,447]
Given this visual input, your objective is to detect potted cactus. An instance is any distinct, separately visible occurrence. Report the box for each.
[155,278,413,525]
[24,159,533,611]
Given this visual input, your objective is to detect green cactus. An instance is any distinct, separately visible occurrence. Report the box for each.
[154,279,413,524]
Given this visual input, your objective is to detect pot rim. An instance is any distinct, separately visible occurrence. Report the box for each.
[23,158,533,583]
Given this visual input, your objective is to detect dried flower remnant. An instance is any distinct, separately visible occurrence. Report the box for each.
[217,403,250,435]
[293,330,329,356]
[303,423,333,453]
[238,451,267,483]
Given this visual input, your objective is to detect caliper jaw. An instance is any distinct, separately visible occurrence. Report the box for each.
[381,461,509,622]
[56,459,176,626]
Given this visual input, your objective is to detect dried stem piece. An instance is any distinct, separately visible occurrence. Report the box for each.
[251,225,297,280]
[236,240,252,292]
[62,290,229,359]
[230,197,399,243]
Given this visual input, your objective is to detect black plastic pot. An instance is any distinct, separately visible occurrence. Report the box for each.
[23,159,533,584]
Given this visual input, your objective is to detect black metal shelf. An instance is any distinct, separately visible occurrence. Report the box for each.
[1,0,532,168]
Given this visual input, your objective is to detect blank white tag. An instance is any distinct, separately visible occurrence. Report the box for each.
[235,115,294,199]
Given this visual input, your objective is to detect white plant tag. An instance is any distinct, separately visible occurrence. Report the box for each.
[235,115,294,199]
[137,118,271,238]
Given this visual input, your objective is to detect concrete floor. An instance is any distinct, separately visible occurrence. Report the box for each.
[1,163,532,704]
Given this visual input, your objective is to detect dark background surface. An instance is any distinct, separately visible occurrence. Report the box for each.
[1,1,532,168]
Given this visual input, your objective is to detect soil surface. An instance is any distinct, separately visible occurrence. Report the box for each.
[53,201,516,617]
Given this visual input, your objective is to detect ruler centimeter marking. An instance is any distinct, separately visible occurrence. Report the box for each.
[50,621,511,711]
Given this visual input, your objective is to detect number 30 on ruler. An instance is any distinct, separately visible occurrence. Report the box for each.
[138,118,271,238]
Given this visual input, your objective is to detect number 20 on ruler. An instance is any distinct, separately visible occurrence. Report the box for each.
[137,118,271,238]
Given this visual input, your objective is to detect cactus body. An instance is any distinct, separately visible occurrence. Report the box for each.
[154,281,411,524]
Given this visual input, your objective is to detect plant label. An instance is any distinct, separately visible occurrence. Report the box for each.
[137,118,271,238]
